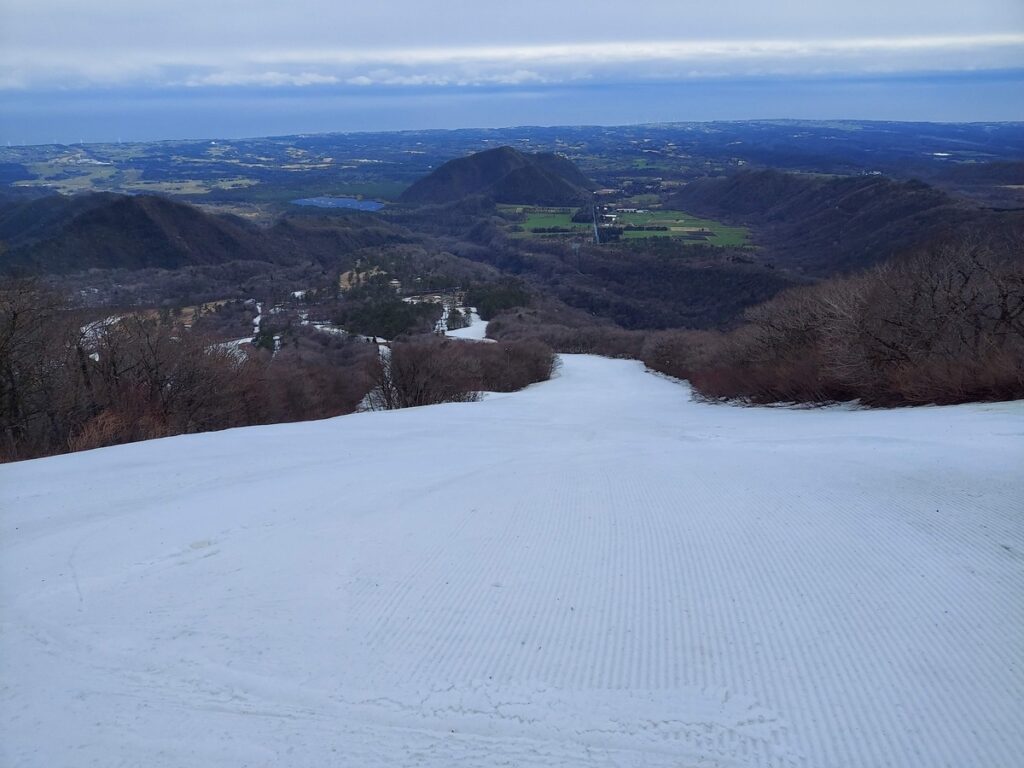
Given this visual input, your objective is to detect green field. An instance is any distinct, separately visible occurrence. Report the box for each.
[613,209,750,246]
[500,205,591,238]
[502,205,750,246]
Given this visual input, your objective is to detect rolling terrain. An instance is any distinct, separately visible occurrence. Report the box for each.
[2,354,1021,767]
[3,122,1022,206]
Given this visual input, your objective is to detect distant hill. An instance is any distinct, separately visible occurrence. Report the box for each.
[399,146,596,206]
[929,161,1024,209]
[668,170,1024,275]
[0,193,411,274]
[0,193,282,273]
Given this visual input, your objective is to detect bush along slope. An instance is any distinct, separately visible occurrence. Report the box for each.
[643,236,1024,406]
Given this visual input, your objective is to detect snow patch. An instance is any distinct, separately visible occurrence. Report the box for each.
[446,308,494,342]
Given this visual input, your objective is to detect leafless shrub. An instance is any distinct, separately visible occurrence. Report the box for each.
[0,280,85,459]
[367,337,557,410]
[680,235,1024,405]
[368,339,481,410]
[819,239,1024,404]
[67,401,170,453]
[488,317,644,359]
[84,316,250,435]
[471,339,558,392]
[641,329,724,381]
[257,346,375,422]
[1,293,378,462]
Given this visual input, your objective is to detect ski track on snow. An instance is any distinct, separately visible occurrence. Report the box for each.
[2,355,1023,767]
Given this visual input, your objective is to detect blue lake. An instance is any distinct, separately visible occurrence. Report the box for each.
[291,196,385,211]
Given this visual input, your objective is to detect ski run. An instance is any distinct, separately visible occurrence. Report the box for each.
[2,354,1022,767]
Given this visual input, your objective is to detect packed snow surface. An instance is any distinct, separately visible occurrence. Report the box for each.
[2,355,1022,767]
[445,308,492,341]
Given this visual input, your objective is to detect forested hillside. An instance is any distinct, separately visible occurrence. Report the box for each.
[669,170,1024,274]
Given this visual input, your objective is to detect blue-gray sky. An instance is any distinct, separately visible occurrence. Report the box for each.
[1,1,1023,143]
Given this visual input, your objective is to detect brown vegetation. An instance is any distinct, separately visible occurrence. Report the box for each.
[1,281,558,461]
[490,316,645,359]
[0,283,377,462]
[644,237,1024,406]
[367,337,557,410]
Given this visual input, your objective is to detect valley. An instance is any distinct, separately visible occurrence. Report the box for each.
[3,121,1022,463]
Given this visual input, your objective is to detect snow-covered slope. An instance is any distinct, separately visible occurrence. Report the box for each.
[445,308,491,340]
[2,355,1022,768]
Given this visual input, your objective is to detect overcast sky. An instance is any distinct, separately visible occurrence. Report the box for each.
[2,1,1023,142]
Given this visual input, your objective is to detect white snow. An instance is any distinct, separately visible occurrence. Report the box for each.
[309,321,349,337]
[436,302,451,334]
[2,355,1022,767]
[446,308,493,341]
[212,337,252,361]
[79,314,125,342]
[250,301,263,341]
[216,337,252,349]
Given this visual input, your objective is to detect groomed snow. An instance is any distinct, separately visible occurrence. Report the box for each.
[445,308,492,341]
[2,355,1022,767]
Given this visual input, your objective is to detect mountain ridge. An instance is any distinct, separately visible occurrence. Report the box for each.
[668,169,1024,274]
[0,192,412,274]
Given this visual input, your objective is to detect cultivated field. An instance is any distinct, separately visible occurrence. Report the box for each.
[2,355,1021,767]
[502,205,750,245]
[615,210,750,245]
[500,205,590,237]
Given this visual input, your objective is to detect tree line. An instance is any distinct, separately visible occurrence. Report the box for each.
[488,236,1024,407]
[666,237,1024,405]
[0,283,375,461]
[367,337,556,410]
[0,282,559,462]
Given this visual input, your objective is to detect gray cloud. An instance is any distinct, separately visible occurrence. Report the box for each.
[1,1,1022,90]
